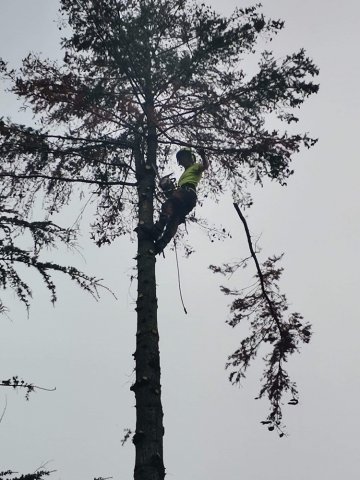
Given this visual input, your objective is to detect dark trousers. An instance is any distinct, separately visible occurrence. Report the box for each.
[154,187,197,250]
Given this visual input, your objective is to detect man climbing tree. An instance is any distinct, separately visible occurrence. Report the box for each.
[0,1,319,479]
[142,147,208,254]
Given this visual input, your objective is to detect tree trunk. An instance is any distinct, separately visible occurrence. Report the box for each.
[133,127,165,480]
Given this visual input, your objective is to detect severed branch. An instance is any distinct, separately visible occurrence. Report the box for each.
[233,203,284,337]
[210,203,312,436]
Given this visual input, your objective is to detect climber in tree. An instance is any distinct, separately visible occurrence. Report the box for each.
[152,148,209,254]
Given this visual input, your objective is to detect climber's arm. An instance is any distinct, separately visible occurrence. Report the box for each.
[197,148,209,171]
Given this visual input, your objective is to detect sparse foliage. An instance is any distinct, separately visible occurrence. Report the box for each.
[0,200,103,313]
[210,204,312,435]
[0,470,53,480]
[0,376,55,401]
[0,1,318,235]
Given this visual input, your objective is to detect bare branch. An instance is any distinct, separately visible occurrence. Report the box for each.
[0,396,7,424]
[0,376,55,401]
[0,172,137,187]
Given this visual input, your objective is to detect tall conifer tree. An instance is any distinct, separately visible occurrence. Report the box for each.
[0,1,318,478]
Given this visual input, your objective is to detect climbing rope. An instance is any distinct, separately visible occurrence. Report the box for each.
[173,239,188,315]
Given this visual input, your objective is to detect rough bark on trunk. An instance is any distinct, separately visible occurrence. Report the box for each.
[132,125,165,480]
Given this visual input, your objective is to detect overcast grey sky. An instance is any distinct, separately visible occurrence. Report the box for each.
[1,0,360,479]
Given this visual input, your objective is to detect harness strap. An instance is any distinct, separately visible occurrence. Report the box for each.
[180,183,197,195]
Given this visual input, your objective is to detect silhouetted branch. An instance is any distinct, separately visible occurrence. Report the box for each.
[233,203,284,337]
[210,203,312,436]
[0,172,137,187]
[0,470,55,480]
[0,376,55,401]
[121,428,133,446]
[44,133,132,148]
[0,396,7,424]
